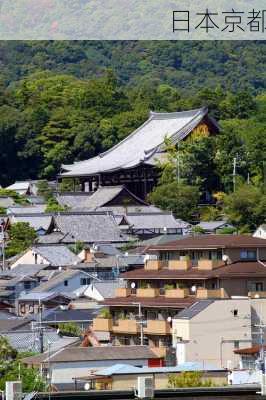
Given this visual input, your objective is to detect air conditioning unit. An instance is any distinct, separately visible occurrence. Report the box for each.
[5,381,22,400]
[137,376,154,399]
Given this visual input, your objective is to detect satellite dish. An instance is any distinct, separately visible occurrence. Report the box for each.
[191,285,197,293]
[124,252,129,257]
[131,282,136,289]
[222,254,229,262]
[84,383,91,391]
[254,294,260,299]
[167,316,172,323]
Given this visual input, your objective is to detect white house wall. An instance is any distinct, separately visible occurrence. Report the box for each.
[10,249,49,269]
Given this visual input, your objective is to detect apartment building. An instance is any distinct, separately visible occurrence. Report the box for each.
[172,299,252,369]
[93,235,266,357]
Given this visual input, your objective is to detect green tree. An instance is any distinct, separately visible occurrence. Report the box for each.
[149,182,199,221]
[223,184,266,233]
[45,197,67,213]
[36,180,53,201]
[168,371,214,388]
[6,222,37,258]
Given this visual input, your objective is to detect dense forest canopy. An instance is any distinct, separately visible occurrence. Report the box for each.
[0,41,265,196]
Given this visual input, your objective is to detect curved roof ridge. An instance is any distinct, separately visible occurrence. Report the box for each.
[150,107,207,120]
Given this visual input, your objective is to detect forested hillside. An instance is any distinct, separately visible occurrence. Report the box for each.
[0,41,265,194]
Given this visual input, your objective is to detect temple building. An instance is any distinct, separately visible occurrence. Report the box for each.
[59,107,219,199]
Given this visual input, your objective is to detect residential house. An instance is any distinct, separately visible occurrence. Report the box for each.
[172,299,252,369]
[253,224,266,240]
[22,346,161,390]
[10,245,80,269]
[38,211,128,245]
[196,221,235,234]
[29,269,93,296]
[75,362,227,391]
[117,212,189,239]
[17,292,72,317]
[0,274,38,302]
[93,235,266,357]
[0,316,79,352]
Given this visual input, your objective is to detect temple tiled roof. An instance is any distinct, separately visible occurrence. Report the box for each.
[60,108,215,177]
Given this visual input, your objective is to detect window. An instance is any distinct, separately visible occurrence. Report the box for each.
[64,280,68,287]
[234,341,239,349]
[240,249,256,260]
[80,278,90,285]
[255,282,263,292]
[233,309,238,317]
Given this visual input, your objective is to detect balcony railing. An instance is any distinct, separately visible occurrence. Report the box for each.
[196,288,228,299]
[112,319,139,334]
[145,260,168,270]
[168,260,192,270]
[165,288,189,298]
[136,288,160,298]
[93,318,113,332]
[197,259,224,270]
[144,320,172,335]
[115,288,131,297]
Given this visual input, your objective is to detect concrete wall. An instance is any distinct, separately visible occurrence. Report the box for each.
[172,299,252,369]
[111,372,227,390]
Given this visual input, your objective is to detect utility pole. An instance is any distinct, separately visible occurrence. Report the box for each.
[233,157,237,192]
[39,298,44,353]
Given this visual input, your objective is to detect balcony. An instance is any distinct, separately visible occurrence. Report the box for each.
[112,319,139,334]
[196,288,228,299]
[136,288,160,298]
[115,288,131,297]
[144,320,171,335]
[197,259,224,270]
[168,260,192,270]
[165,288,189,298]
[93,318,113,332]
[145,260,168,270]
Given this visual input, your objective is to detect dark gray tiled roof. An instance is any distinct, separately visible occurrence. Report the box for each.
[23,345,158,364]
[31,270,82,293]
[196,221,233,231]
[61,108,210,177]
[53,212,127,243]
[56,193,93,209]
[11,263,48,277]
[98,205,161,214]
[32,245,80,266]
[125,212,184,230]
[176,300,213,320]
